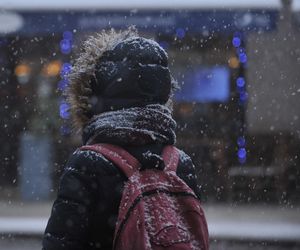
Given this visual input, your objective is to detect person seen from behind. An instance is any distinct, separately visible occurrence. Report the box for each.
[42,27,209,250]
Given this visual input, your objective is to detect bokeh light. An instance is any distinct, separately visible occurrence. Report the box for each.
[59,101,70,119]
[237,148,247,159]
[15,64,31,77]
[236,77,245,88]
[239,91,248,103]
[176,28,185,39]
[239,52,247,63]
[43,60,61,77]
[60,39,72,54]
[228,56,240,69]
[60,62,72,78]
[232,37,241,48]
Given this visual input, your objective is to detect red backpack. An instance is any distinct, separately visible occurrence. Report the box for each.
[81,143,209,250]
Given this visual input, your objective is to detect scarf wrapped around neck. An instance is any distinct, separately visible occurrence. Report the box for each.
[82,104,176,146]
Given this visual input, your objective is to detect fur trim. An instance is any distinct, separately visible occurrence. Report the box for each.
[67,27,178,134]
[67,27,138,133]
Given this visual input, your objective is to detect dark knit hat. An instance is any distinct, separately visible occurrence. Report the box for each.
[88,37,172,114]
[68,28,176,132]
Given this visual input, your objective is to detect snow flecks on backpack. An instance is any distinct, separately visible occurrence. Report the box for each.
[113,169,208,250]
[144,191,191,246]
[80,143,209,250]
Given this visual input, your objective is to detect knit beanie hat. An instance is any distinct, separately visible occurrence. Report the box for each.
[89,37,172,115]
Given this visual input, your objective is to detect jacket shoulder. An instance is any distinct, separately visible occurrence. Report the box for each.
[177,148,195,173]
[176,148,201,199]
[65,147,121,176]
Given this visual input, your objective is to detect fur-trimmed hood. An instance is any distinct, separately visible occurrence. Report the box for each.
[67,27,139,133]
[67,27,177,134]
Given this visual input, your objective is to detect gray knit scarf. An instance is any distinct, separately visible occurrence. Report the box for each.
[82,104,176,146]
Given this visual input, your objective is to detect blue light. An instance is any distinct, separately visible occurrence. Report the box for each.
[63,31,73,40]
[239,91,248,103]
[59,102,70,119]
[232,37,241,48]
[62,62,72,71]
[58,79,69,91]
[238,148,247,159]
[239,52,247,63]
[60,63,72,78]
[176,28,185,39]
[60,39,72,54]
[237,136,246,147]
[236,77,245,88]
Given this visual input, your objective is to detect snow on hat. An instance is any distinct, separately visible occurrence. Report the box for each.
[68,27,176,133]
[89,36,172,114]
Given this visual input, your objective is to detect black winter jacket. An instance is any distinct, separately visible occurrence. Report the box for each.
[42,143,200,250]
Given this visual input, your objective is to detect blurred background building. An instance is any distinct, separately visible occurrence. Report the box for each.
[2,1,300,249]
[0,0,299,206]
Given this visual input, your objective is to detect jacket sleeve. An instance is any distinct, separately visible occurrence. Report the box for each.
[42,149,100,250]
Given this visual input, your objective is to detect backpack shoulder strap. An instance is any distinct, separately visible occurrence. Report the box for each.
[80,143,141,178]
[162,145,180,172]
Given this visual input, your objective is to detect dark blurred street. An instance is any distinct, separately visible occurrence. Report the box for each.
[1,236,300,250]
[1,201,300,249]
